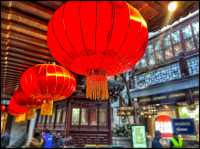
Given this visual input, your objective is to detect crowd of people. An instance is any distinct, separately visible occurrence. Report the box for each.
[28,129,72,148]
[152,131,184,148]
[1,129,72,148]
[1,129,186,148]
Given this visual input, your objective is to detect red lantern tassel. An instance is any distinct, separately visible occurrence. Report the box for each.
[86,75,109,100]
[15,113,26,123]
[40,100,53,116]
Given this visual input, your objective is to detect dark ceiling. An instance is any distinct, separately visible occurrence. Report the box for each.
[1,1,199,98]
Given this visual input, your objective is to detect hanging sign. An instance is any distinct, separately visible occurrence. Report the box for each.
[131,125,147,148]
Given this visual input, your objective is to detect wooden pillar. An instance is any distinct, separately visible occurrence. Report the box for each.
[108,100,112,144]
[66,101,71,136]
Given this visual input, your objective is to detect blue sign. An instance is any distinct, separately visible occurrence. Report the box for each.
[172,118,195,135]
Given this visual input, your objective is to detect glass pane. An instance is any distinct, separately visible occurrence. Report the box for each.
[62,109,66,124]
[165,47,173,59]
[59,109,64,123]
[51,109,55,124]
[72,108,80,125]
[148,54,156,65]
[140,57,147,68]
[147,43,154,54]
[192,21,199,35]
[46,116,50,124]
[38,115,41,123]
[56,109,62,123]
[90,109,97,126]
[81,108,88,125]
[194,34,199,49]
[163,35,171,48]
[99,109,107,126]
[185,38,195,51]
[42,116,46,124]
[171,31,181,44]
[154,40,161,51]
[173,43,182,56]
[182,25,192,39]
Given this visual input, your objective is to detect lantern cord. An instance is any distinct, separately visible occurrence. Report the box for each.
[40,100,53,116]
[86,75,109,100]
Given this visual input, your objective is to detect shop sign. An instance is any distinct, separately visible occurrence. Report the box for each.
[131,125,147,148]
[172,118,195,135]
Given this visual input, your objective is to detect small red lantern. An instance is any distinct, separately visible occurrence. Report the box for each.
[48,1,148,100]
[1,104,6,112]
[8,96,28,116]
[20,64,76,115]
[14,88,42,108]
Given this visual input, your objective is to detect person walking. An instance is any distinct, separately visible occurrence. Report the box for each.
[152,131,163,148]
[42,129,53,148]
[29,131,44,148]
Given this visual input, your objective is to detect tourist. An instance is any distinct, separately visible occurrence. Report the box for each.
[29,131,44,148]
[152,131,163,148]
[42,129,53,148]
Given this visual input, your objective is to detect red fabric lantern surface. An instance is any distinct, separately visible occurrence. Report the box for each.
[14,88,42,108]
[8,96,28,116]
[47,1,148,100]
[20,64,76,115]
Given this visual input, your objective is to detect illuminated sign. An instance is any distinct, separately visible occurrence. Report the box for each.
[155,115,173,138]
[131,125,147,148]
[172,118,195,135]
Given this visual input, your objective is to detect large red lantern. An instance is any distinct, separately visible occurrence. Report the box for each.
[47,1,148,100]
[20,64,76,115]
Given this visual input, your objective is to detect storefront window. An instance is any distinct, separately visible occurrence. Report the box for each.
[182,25,195,51]
[81,108,88,125]
[90,109,97,126]
[99,108,107,126]
[154,39,164,62]
[162,35,173,60]
[72,108,80,125]
[171,31,182,56]
[192,21,199,48]
[147,42,156,66]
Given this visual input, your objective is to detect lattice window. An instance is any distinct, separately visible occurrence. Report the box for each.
[187,56,199,76]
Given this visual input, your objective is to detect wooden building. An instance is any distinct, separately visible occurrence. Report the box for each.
[35,97,112,147]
